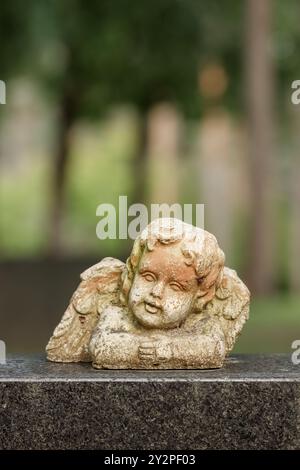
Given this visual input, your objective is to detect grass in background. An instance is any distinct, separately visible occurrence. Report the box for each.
[0,158,51,257]
[234,294,300,353]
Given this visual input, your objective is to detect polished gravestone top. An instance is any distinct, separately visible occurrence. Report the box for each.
[0,354,299,450]
[0,353,299,381]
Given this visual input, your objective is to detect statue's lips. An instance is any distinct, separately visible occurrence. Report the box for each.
[144,301,161,314]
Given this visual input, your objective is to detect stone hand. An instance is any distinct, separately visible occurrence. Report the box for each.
[138,339,172,364]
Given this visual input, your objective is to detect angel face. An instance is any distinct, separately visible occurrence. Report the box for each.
[128,242,200,329]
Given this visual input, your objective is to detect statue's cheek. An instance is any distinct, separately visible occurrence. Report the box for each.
[164,294,184,310]
[165,293,194,315]
[129,283,148,304]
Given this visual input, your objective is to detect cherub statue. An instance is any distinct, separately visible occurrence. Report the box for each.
[46,218,250,369]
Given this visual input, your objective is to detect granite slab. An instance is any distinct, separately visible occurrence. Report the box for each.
[0,354,299,449]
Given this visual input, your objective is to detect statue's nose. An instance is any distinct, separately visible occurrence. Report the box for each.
[151,280,164,299]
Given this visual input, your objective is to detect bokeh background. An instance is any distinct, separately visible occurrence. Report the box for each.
[0,0,299,354]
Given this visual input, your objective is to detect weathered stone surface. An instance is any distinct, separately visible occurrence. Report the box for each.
[0,354,299,449]
[46,218,250,369]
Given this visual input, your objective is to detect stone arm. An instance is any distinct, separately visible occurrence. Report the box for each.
[155,325,226,369]
[89,307,147,369]
[89,307,226,369]
[90,330,144,369]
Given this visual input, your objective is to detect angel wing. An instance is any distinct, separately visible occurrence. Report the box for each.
[205,267,250,353]
[46,257,125,362]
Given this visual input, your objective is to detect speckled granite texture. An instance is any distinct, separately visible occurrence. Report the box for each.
[0,354,299,449]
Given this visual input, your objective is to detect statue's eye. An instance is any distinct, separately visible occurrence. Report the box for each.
[142,272,156,282]
[169,282,184,292]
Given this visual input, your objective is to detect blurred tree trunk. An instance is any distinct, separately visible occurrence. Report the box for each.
[49,85,76,256]
[147,103,181,205]
[131,112,148,205]
[196,109,248,265]
[244,0,275,294]
[290,160,300,291]
[290,107,300,292]
[131,104,182,207]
